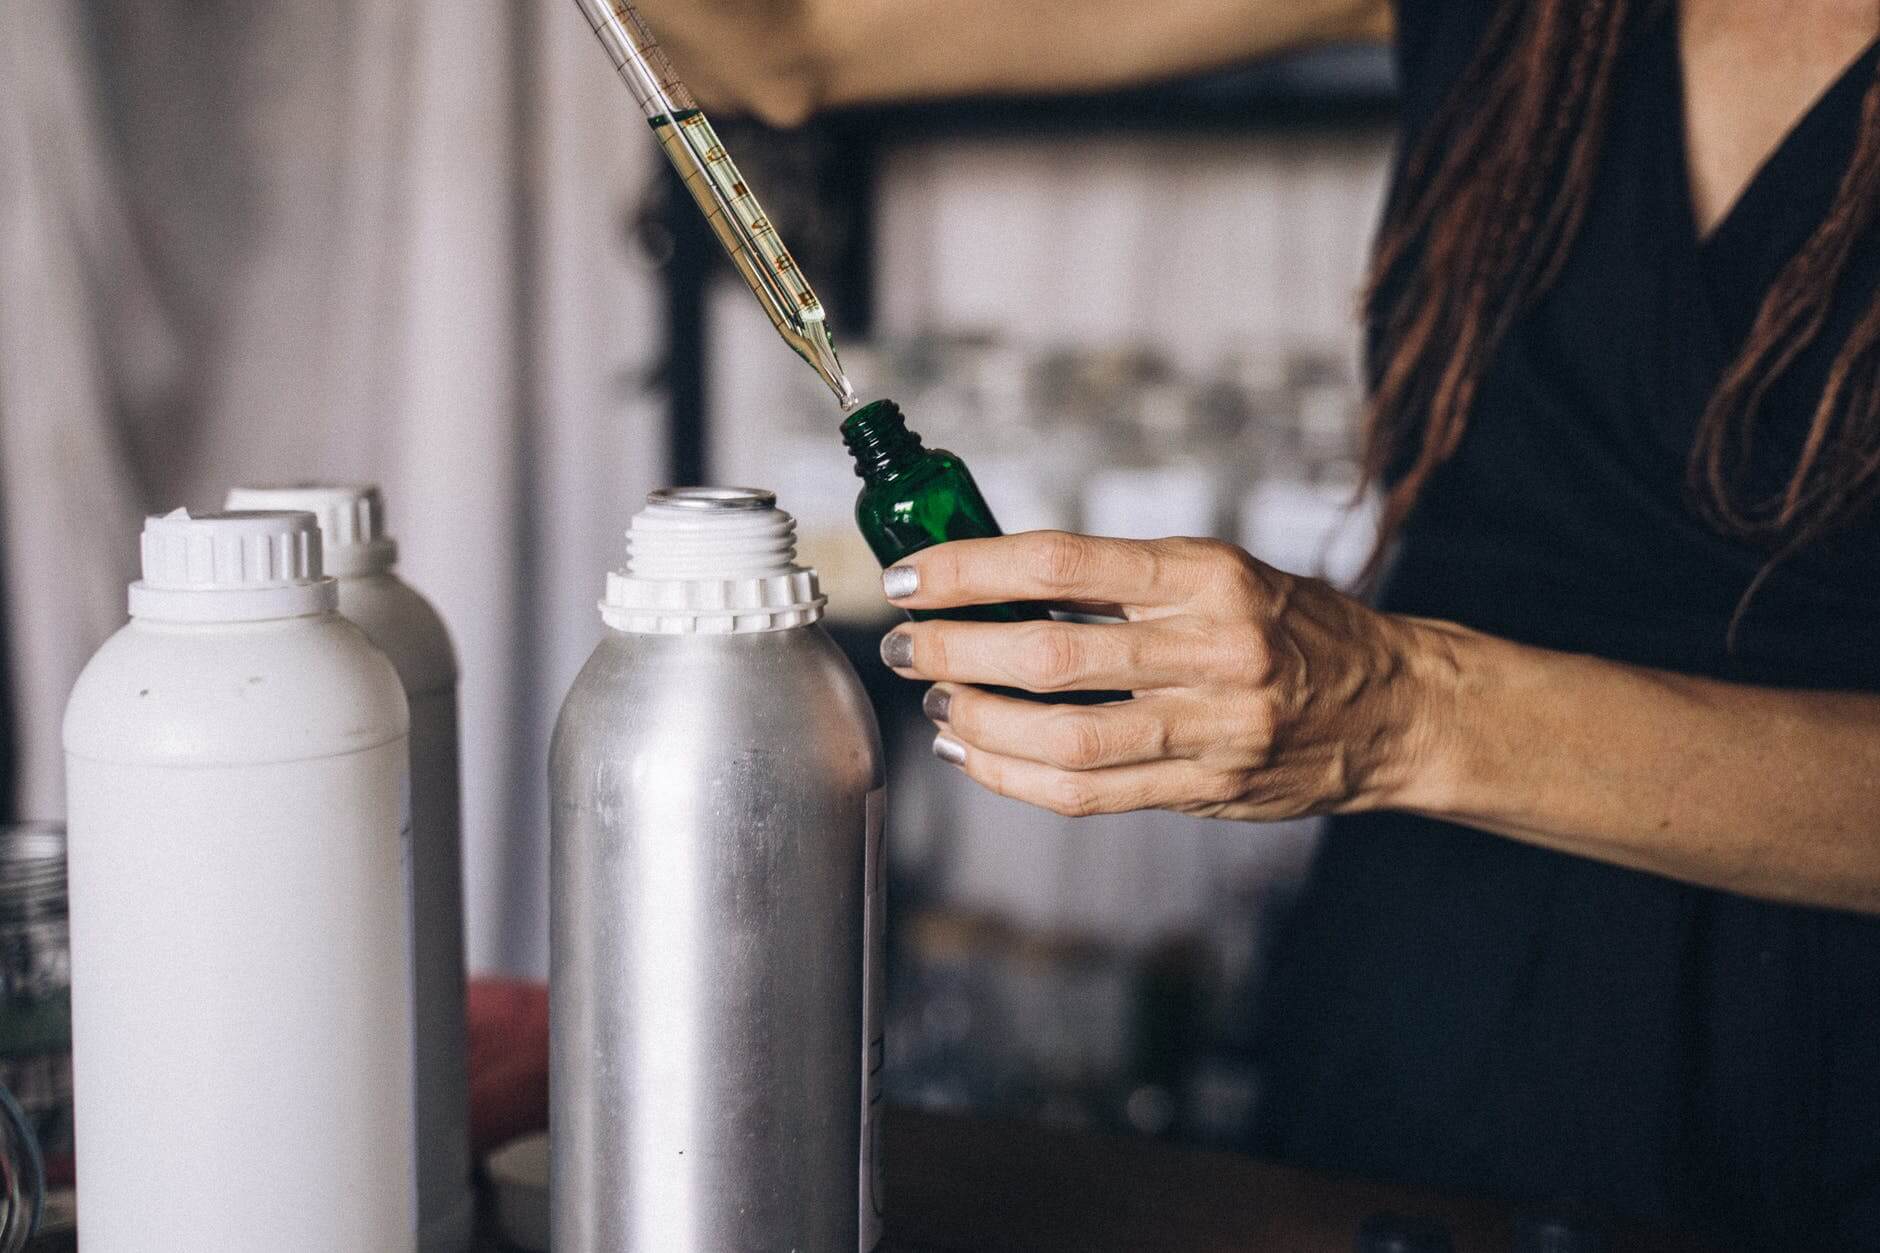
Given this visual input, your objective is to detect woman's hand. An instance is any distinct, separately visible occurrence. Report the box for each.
[880,529,1880,912]
[878,532,1451,821]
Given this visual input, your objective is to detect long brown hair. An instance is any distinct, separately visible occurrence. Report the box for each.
[1362,1,1880,622]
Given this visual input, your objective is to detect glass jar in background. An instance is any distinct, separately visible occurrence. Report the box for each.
[0,825,72,1238]
[0,1083,44,1250]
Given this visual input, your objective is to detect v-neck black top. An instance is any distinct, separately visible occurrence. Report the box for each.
[1255,6,1880,1249]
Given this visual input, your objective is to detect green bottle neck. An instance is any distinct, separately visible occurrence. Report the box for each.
[841,400,927,481]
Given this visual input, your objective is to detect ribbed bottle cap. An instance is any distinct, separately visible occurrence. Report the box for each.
[224,484,396,576]
[129,509,337,622]
[602,487,826,634]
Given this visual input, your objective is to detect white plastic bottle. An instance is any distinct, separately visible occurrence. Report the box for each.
[63,509,417,1252]
[227,483,472,1250]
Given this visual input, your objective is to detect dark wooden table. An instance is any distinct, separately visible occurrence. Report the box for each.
[876,1111,1710,1253]
[21,1111,1715,1251]
[473,1108,1714,1252]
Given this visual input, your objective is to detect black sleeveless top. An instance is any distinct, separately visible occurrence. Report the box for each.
[1255,6,1880,1249]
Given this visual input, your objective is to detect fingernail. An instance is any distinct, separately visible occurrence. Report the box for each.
[880,631,914,669]
[922,686,951,723]
[931,734,967,766]
[882,565,919,600]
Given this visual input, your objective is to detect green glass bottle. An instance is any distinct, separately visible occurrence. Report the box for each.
[843,399,1128,704]
[841,399,1050,625]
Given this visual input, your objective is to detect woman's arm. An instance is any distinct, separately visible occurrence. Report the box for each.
[630,0,1393,126]
[1412,622,1880,912]
[876,532,1880,916]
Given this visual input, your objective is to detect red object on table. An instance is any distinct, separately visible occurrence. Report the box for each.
[466,978,549,1156]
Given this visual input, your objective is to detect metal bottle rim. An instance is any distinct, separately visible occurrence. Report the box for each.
[645,487,776,512]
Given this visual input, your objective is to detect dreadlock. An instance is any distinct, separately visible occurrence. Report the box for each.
[1362,2,1880,635]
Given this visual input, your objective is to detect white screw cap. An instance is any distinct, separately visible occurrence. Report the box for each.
[130,509,337,622]
[603,488,826,635]
[224,484,396,576]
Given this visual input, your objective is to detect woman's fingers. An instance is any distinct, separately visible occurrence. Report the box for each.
[883,532,1232,615]
[881,617,1199,693]
[925,684,1205,770]
[928,737,1231,818]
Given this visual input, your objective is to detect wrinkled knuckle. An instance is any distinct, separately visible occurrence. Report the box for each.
[1256,627,1295,686]
[1046,773,1100,818]
[1047,711,1107,771]
[1240,699,1280,759]
[1170,537,1258,605]
[1144,716,1175,761]
[1037,532,1091,592]
[1021,623,1084,691]
[1219,546,1269,602]
[1204,769,1249,806]
[1120,625,1155,676]
[1217,627,1273,683]
[917,627,951,676]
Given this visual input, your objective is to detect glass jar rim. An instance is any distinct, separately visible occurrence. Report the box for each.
[0,826,66,921]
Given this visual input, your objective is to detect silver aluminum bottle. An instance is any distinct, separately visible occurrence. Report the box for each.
[550,488,885,1252]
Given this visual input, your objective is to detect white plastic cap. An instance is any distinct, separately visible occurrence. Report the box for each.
[602,488,826,634]
[223,484,396,576]
[130,509,338,622]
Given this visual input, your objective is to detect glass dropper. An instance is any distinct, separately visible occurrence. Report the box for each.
[572,0,858,409]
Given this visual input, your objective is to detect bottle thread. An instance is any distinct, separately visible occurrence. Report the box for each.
[604,487,825,634]
[840,401,925,479]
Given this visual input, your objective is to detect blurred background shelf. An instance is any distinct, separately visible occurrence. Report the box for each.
[638,45,1399,1149]
[0,25,1404,1177]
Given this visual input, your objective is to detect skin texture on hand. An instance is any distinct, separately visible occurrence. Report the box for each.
[880,531,1880,915]
[630,0,1391,126]
[878,531,1445,822]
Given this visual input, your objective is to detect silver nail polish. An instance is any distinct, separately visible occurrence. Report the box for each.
[931,734,967,766]
[922,686,951,723]
[882,566,919,600]
[880,632,914,668]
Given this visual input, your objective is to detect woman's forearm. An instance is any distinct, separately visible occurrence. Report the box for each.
[632,0,1392,126]
[871,531,1880,915]
[1400,620,1880,913]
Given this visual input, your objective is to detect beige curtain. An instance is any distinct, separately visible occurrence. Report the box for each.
[0,0,665,976]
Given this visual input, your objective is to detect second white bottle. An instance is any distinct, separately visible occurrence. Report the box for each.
[227,483,472,1252]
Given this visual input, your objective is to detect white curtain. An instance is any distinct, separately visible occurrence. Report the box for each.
[0,0,666,977]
